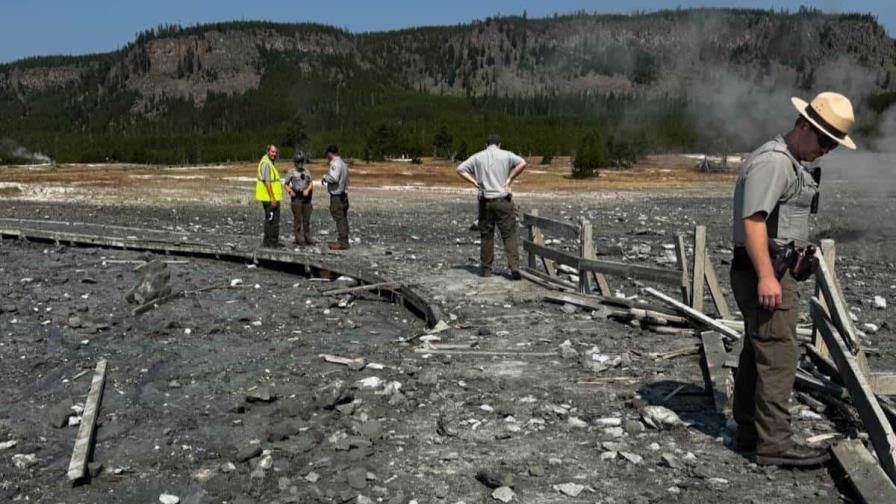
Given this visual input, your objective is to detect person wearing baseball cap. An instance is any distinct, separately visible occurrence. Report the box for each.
[729,92,855,467]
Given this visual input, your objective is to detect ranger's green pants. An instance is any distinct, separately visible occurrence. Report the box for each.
[730,267,800,455]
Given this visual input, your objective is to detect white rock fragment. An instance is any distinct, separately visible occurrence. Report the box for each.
[159,494,180,504]
[480,404,494,413]
[594,417,622,426]
[568,417,588,428]
[641,405,682,430]
[0,440,18,450]
[553,482,585,497]
[862,323,879,334]
[619,451,643,465]
[874,296,887,309]
[492,486,515,503]
[799,409,824,420]
[12,453,37,469]
[355,376,384,389]
[602,427,625,438]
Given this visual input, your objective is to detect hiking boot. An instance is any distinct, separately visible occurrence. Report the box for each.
[509,270,522,281]
[734,436,757,453]
[329,241,350,251]
[480,268,492,278]
[756,444,830,467]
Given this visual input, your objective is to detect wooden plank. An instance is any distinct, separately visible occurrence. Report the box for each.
[816,252,872,375]
[526,209,539,270]
[813,239,836,359]
[703,253,732,319]
[816,252,859,351]
[804,342,843,385]
[716,319,815,338]
[869,372,896,396]
[579,221,592,294]
[68,359,108,484]
[522,239,580,269]
[691,226,707,313]
[700,331,732,413]
[591,295,679,317]
[578,257,683,286]
[543,292,604,311]
[527,210,558,276]
[579,221,593,294]
[579,220,611,296]
[675,233,692,304]
[519,267,577,292]
[794,368,851,400]
[413,348,557,357]
[832,439,896,504]
[521,213,580,239]
[644,287,741,342]
[811,298,896,484]
[322,282,394,296]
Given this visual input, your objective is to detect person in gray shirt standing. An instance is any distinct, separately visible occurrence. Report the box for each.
[282,154,315,246]
[321,144,351,250]
[456,134,528,279]
[729,92,855,468]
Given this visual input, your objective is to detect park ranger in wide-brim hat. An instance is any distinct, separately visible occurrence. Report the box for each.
[790,91,856,150]
[729,91,855,469]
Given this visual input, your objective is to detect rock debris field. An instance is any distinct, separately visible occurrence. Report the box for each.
[0,171,894,503]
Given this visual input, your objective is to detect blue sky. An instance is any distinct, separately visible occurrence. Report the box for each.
[1,1,893,64]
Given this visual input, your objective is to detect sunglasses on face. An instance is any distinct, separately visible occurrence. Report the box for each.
[810,124,839,150]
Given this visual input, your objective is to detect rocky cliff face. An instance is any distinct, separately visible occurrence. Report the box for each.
[2,9,893,112]
[361,9,894,98]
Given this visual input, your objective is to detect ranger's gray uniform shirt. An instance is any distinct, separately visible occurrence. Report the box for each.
[283,169,312,192]
[323,157,349,195]
[732,135,819,247]
[456,145,524,199]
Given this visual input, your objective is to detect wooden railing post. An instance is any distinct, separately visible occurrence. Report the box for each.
[579,220,593,294]
[813,239,836,359]
[692,226,707,312]
[675,233,692,305]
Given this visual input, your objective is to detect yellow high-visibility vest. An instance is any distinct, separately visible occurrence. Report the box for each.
[255,155,282,202]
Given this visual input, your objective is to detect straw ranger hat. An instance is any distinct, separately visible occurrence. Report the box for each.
[791,92,856,150]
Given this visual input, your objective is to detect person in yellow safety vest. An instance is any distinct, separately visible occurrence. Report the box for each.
[256,144,283,248]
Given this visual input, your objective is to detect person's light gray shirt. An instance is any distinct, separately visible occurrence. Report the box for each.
[732,135,817,246]
[323,157,349,195]
[259,160,274,182]
[283,168,312,192]
[456,145,525,199]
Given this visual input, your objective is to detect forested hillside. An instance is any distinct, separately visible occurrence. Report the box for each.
[1,7,894,164]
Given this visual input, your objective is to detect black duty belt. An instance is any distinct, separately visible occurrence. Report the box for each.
[480,194,513,202]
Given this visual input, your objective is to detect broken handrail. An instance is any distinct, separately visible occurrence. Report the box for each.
[643,287,741,341]
[0,227,441,328]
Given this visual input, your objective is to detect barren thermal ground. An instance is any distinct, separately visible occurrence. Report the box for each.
[0,151,894,503]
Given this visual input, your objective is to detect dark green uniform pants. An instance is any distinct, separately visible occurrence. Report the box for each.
[329,194,350,245]
[730,267,800,455]
[478,197,520,272]
[290,199,313,243]
[261,201,280,245]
